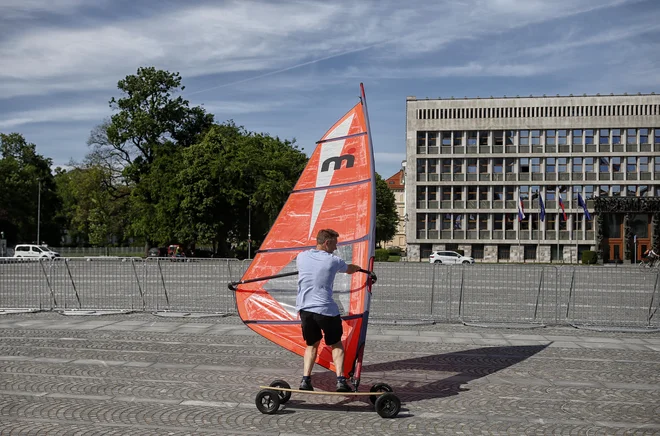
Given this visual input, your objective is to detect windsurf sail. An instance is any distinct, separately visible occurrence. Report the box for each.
[231,83,376,388]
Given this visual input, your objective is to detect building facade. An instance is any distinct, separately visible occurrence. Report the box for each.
[405,94,660,263]
[384,169,406,250]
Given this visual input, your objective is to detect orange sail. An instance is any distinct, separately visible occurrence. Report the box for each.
[232,84,376,385]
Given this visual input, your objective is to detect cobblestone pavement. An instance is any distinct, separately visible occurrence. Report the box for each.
[0,312,658,435]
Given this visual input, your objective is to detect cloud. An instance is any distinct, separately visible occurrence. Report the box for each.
[0,0,92,18]
[0,104,110,129]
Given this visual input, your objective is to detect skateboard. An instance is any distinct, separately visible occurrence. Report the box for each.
[255,379,401,418]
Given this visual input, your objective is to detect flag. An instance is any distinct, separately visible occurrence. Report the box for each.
[539,196,546,222]
[558,194,567,221]
[518,197,526,221]
[577,193,591,220]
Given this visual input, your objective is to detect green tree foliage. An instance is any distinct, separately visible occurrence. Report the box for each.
[0,133,62,245]
[99,67,214,247]
[375,173,398,246]
[178,123,307,255]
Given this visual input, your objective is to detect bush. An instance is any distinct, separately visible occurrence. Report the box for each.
[386,246,402,256]
[375,249,390,262]
[582,250,598,265]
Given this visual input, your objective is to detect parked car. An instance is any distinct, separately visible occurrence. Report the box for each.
[429,250,474,265]
[13,244,60,259]
[147,247,168,258]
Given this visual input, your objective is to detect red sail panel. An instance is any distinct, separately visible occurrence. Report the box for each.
[234,91,375,377]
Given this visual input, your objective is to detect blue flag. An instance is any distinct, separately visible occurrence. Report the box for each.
[577,193,591,220]
[538,196,546,222]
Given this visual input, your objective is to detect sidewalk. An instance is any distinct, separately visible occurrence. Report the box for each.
[1,312,659,435]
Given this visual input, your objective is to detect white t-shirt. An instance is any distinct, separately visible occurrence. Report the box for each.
[295,249,348,316]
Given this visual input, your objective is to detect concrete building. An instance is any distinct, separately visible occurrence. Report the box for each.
[384,168,406,250]
[405,93,660,263]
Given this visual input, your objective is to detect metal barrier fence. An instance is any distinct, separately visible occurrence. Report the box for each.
[0,258,658,328]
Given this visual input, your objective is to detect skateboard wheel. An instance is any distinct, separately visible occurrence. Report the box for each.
[374,392,400,418]
[255,389,281,414]
[369,382,394,404]
[269,379,292,403]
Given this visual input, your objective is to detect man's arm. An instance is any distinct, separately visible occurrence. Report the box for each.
[345,264,360,274]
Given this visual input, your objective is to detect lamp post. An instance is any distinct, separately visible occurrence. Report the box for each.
[37,179,41,244]
[247,202,252,260]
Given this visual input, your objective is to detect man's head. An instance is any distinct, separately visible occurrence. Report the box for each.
[316,229,339,253]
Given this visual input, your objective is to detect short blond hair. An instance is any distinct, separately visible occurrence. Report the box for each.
[316,229,339,245]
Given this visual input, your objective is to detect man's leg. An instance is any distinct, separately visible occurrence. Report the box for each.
[303,340,320,376]
[330,341,345,377]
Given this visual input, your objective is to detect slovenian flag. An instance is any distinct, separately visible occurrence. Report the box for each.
[518,197,526,221]
[558,195,567,221]
[577,193,592,220]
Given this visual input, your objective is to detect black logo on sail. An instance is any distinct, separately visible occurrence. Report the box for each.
[321,154,354,172]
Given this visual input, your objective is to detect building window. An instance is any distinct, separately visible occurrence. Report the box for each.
[479,131,489,145]
[520,185,529,200]
[585,185,594,199]
[519,130,529,145]
[493,158,503,173]
[505,214,515,230]
[547,214,556,232]
[468,214,477,230]
[467,131,477,146]
[558,213,567,230]
[612,157,622,172]
[505,130,515,145]
[468,186,477,200]
[558,157,568,173]
[546,130,556,145]
[546,158,556,173]
[494,186,503,200]
[585,129,594,145]
[627,128,637,144]
[584,157,594,173]
[520,158,529,173]
[656,157,660,172]
[479,214,488,230]
[441,159,451,174]
[572,157,582,173]
[558,130,567,145]
[640,128,649,144]
[599,157,609,172]
[599,185,609,196]
[454,187,463,200]
[453,131,463,146]
[494,130,504,145]
[505,186,515,201]
[654,128,660,144]
[454,214,463,229]
[612,129,621,144]
[531,130,540,145]
[442,214,452,230]
[640,185,649,197]
[479,159,489,174]
[531,158,540,173]
[599,129,609,144]
[572,185,582,201]
[627,157,637,172]
[505,159,515,173]
[479,187,489,201]
[546,186,556,200]
[572,129,582,145]
[611,185,621,197]
[441,131,451,146]
[453,159,463,174]
[627,185,637,196]
[467,158,477,174]
[441,187,451,200]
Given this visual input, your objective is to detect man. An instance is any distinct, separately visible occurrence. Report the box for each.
[296,228,360,392]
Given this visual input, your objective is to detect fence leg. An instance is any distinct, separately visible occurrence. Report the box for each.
[157,259,170,309]
[533,269,544,322]
[564,269,575,321]
[647,271,659,326]
[64,259,81,309]
[458,267,465,320]
[39,259,57,309]
[131,259,146,312]
[430,264,435,318]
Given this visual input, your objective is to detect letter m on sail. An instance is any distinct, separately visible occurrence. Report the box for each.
[321,155,354,172]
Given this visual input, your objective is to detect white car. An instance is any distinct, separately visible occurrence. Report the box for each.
[13,244,60,259]
[429,250,474,265]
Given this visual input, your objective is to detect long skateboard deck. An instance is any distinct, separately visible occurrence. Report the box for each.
[259,386,383,395]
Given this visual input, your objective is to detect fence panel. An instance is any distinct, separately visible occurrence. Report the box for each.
[0,259,56,310]
[457,264,549,325]
[566,267,659,327]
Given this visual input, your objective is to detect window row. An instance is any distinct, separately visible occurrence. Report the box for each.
[416,185,660,204]
[416,213,593,232]
[416,156,660,175]
[416,103,660,120]
[416,128,660,148]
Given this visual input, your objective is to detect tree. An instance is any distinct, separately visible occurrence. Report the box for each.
[375,173,398,246]
[95,67,214,248]
[0,133,62,246]
[177,122,307,256]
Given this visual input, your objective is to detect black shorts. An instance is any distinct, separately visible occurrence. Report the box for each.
[299,310,343,346]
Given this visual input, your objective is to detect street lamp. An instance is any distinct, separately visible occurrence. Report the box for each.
[247,202,252,260]
[37,178,41,244]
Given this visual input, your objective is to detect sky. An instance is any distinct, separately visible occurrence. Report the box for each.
[1,0,659,179]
